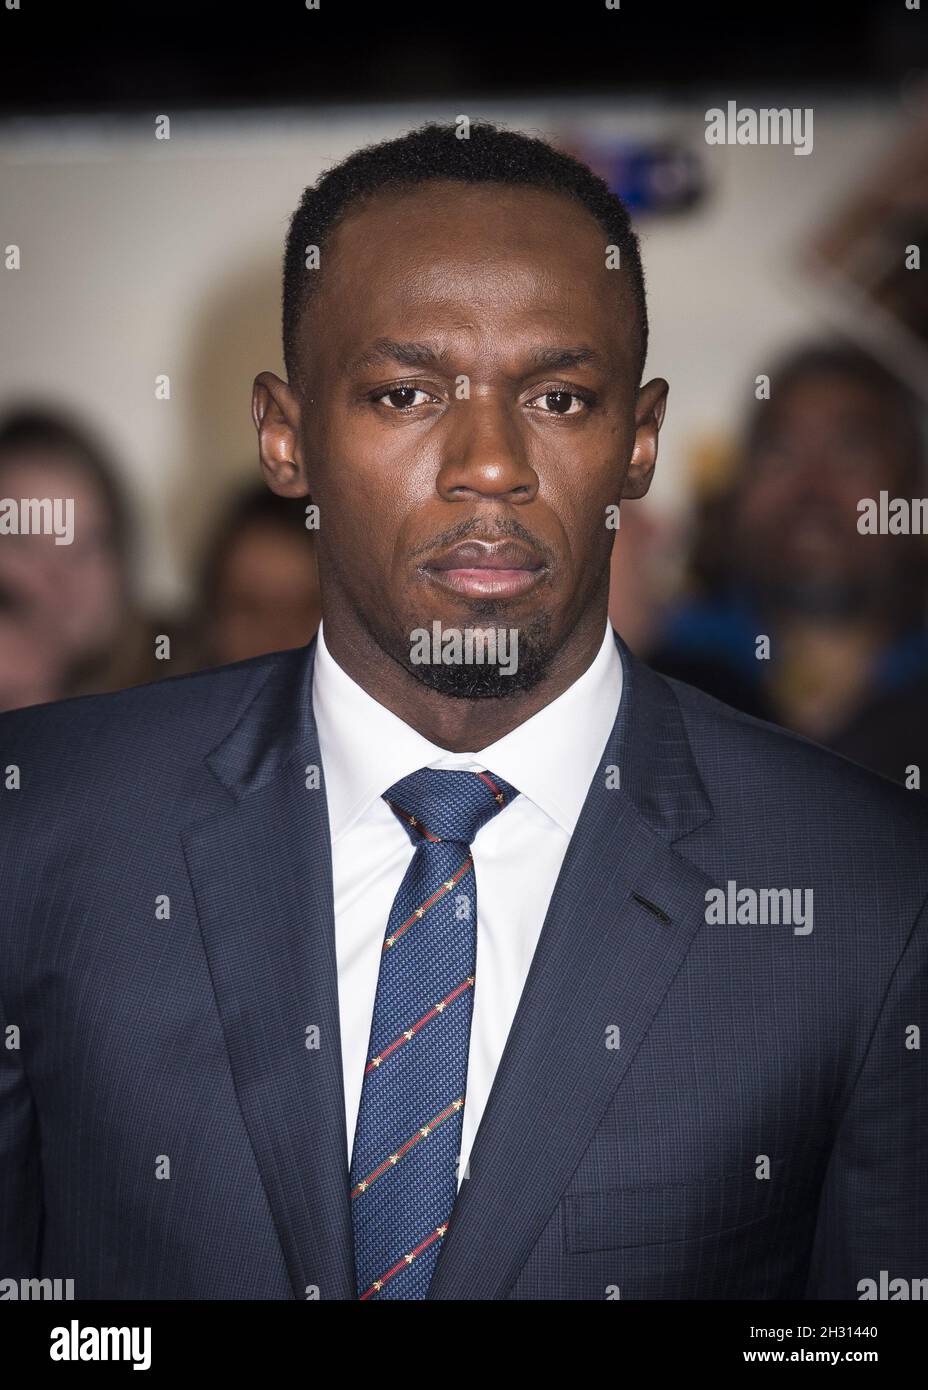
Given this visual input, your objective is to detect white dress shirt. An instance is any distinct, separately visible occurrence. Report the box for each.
[312,615,623,1188]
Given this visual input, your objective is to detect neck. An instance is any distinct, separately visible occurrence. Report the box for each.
[321,604,610,752]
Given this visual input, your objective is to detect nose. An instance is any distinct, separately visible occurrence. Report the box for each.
[436,395,539,504]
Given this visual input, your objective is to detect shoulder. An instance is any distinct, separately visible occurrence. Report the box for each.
[663,670,928,858]
[0,649,301,801]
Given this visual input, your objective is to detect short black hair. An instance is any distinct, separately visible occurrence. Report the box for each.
[282,120,649,387]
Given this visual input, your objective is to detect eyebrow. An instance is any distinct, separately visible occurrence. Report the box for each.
[346,338,604,375]
[347,339,453,373]
[526,345,602,372]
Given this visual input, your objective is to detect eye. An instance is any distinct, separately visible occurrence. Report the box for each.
[528,389,588,415]
[374,386,438,410]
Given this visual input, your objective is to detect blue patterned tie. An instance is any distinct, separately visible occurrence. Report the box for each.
[349,766,521,1300]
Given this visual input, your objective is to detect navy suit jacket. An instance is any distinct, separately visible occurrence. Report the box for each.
[1,629,926,1299]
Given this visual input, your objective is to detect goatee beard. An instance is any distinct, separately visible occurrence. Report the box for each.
[372,606,556,700]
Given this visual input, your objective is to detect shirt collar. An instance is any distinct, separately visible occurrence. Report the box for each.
[312,616,623,843]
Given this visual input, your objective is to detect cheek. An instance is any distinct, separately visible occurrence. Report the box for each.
[834,473,880,510]
[737,478,794,527]
[543,451,622,535]
[313,407,398,503]
[315,475,402,599]
[315,416,434,541]
[72,561,122,611]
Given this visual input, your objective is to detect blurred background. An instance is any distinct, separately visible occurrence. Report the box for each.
[2,0,928,788]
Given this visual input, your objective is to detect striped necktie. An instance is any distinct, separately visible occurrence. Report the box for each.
[349,766,521,1300]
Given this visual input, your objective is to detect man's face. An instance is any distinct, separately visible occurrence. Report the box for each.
[732,372,919,612]
[0,451,125,666]
[260,179,665,695]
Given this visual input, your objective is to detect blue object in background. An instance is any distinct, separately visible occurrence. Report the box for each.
[563,138,707,215]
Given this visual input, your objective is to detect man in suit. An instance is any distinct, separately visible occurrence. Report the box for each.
[1,121,926,1301]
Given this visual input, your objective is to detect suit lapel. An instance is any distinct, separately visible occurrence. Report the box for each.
[179,628,715,1302]
[181,639,357,1301]
[426,634,717,1299]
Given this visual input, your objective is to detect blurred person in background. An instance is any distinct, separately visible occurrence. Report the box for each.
[0,605,61,712]
[607,499,678,656]
[0,407,195,711]
[197,482,321,667]
[650,342,928,786]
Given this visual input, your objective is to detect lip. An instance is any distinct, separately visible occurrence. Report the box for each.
[423,539,547,600]
[424,566,545,599]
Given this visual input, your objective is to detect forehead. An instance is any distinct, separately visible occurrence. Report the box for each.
[302,180,636,371]
[0,448,105,499]
[759,374,898,436]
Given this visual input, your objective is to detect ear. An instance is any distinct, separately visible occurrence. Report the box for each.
[252,371,310,498]
[622,377,668,500]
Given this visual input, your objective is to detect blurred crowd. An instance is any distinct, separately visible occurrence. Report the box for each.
[628,340,928,789]
[0,409,320,710]
[1,337,926,791]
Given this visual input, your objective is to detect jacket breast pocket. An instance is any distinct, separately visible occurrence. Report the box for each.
[563,1172,785,1254]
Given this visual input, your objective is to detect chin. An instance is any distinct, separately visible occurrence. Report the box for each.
[394,605,556,700]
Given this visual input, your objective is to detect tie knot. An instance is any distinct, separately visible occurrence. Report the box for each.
[383,767,520,847]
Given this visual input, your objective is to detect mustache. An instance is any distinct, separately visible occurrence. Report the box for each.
[407,514,553,566]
